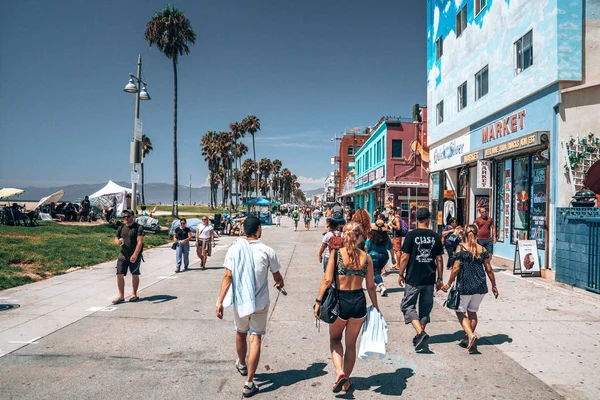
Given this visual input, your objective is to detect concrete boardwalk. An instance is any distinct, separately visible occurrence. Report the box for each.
[0,218,599,399]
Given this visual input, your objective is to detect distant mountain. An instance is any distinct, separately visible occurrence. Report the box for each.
[12,182,215,205]
[304,188,323,197]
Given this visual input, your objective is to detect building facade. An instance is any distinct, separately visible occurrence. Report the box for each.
[426,0,600,273]
[350,109,430,224]
[335,130,369,204]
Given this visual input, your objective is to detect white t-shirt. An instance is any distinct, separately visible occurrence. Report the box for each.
[322,230,341,258]
[196,223,214,239]
[224,239,281,307]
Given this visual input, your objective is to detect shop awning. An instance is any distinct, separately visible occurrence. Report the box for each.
[386,181,429,188]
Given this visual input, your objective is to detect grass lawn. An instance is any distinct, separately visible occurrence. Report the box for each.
[0,221,171,290]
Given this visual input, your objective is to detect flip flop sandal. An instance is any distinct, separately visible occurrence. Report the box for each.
[332,376,348,393]
[342,380,353,392]
[129,296,140,302]
[112,298,124,305]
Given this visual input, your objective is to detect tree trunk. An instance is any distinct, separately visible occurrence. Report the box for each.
[252,133,257,199]
[172,59,179,217]
[141,161,145,205]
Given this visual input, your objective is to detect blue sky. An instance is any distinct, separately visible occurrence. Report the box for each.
[0,0,426,191]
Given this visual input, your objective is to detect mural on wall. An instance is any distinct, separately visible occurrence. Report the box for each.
[427,0,583,145]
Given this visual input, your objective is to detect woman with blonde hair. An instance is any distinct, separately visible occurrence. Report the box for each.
[313,221,379,393]
[442,224,499,353]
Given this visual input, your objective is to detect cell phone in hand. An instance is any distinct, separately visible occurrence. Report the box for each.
[276,285,287,296]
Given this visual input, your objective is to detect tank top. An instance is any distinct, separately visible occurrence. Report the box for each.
[336,250,368,277]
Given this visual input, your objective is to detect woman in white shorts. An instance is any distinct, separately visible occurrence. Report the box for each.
[442,224,499,353]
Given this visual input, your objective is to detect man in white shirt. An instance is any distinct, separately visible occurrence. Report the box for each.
[196,216,215,269]
[216,217,284,398]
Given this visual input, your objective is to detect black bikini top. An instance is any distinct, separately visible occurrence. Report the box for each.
[336,250,368,277]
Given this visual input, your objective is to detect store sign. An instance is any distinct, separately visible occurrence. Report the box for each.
[477,160,492,189]
[375,166,384,180]
[430,135,470,172]
[463,151,481,163]
[369,171,376,182]
[443,190,455,199]
[483,133,539,158]
[481,109,526,144]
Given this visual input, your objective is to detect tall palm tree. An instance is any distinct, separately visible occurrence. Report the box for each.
[201,131,220,209]
[271,159,282,200]
[145,6,196,217]
[258,157,272,197]
[229,122,243,207]
[241,115,260,198]
[141,134,153,205]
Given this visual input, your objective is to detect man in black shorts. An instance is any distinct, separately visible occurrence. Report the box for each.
[113,209,144,304]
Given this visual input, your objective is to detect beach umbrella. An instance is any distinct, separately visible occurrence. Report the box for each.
[0,188,24,199]
[36,190,65,209]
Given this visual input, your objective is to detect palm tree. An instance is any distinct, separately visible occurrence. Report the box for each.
[271,159,282,200]
[241,115,260,198]
[141,134,153,205]
[258,157,272,197]
[229,121,244,207]
[241,158,257,199]
[201,131,220,209]
[145,6,196,217]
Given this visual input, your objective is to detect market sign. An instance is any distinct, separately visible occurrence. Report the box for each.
[375,166,384,180]
[463,151,481,164]
[477,160,492,189]
[483,133,539,158]
[368,171,376,182]
[481,109,526,144]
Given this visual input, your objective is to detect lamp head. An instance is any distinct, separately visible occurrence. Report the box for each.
[139,86,151,100]
[123,79,138,93]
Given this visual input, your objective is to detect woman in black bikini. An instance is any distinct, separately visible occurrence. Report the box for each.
[313,221,379,393]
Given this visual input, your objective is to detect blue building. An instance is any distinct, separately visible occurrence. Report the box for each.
[427,0,600,274]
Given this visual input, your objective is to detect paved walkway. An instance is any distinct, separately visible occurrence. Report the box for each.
[0,218,599,399]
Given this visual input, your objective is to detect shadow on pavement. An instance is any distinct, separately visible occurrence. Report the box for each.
[255,362,328,394]
[427,331,464,344]
[335,367,414,398]
[186,266,224,271]
[384,287,405,294]
[140,295,177,304]
[428,331,513,346]
[479,333,513,346]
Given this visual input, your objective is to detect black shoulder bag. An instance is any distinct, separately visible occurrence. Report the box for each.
[318,250,340,324]
[444,245,465,311]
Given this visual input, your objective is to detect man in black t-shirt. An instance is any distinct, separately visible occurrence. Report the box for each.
[397,208,444,351]
[113,209,144,304]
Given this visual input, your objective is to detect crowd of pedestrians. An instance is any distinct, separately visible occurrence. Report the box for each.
[111,204,499,397]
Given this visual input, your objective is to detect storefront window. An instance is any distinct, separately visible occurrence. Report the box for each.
[512,156,531,244]
[530,159,547,250]
[432,173,440,199]
[494,160,505,243]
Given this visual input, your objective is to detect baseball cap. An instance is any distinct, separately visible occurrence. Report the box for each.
[416,208,431,221]
[123,209,134,216]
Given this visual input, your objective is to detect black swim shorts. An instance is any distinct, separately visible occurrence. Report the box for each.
[116,258,141,276]
[338,289,367,320]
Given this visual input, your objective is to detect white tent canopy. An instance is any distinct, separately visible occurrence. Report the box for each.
[89,180,131,199]
[89,180,132,218]
[36,190,65,209]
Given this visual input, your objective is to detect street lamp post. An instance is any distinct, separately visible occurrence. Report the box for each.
[123,55,151,214]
